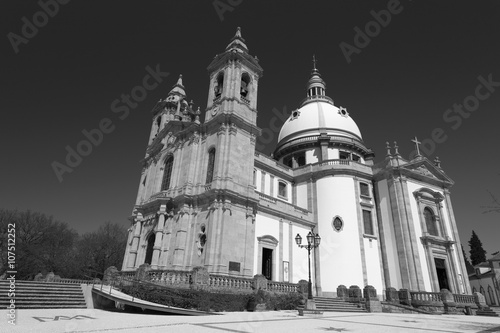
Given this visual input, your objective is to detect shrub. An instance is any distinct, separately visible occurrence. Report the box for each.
[120,283,303,312]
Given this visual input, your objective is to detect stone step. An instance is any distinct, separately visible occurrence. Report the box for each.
[0,281,83,288]
[313,297,367,313]
[477,308,500,317]
[0,296,85,301]
[0,280,87,309]
[1,303,88,309]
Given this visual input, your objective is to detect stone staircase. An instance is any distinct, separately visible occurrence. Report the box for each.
[477,306,500,317]
[0,280,87,309]
[313,296,367,312]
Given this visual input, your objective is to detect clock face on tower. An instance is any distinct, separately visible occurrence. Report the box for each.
[212,106,219,116]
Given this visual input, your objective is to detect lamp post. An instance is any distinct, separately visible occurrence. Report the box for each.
[295,231,321,300]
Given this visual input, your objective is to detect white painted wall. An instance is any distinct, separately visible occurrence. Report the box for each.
[264,173,271,196]
[363,237,384,292]
[296,182,308,209]
[327,148,338,160]
[291,224,311,283]
[315,176,365,293]
[306,148,320,164]
[254,214,280,279]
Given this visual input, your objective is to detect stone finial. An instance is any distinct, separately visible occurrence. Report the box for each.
[337,285,348,299]
[348,285,362,303]
[434,156,442,168]
[386,141,391,157]
[393,141,400,156]
[363,285,378,300]
[385,287,399,303]
[398,288,411,306]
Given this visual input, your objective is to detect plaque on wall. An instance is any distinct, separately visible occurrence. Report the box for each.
[229,261,241,272]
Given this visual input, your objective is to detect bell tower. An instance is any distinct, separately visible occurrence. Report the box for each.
[205,27,263,124]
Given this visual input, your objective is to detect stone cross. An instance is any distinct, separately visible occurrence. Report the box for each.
[411,136,422,156]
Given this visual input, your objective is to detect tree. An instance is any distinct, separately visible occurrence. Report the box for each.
[461,244,474,274]
[75,221,128,279]
[469,230,487,266]
[0,209,79,279]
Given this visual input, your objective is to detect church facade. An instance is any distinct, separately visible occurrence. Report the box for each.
[122,28,471,297]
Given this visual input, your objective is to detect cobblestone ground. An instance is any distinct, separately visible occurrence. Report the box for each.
[2,309,500,333]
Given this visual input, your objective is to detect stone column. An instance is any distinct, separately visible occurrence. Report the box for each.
[318,134,329,162]
[151,212,166,269]
[127,218,143,269]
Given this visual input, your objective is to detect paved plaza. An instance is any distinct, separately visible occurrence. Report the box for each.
[2,308,500,333]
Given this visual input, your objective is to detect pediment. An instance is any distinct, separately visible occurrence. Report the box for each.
[401,158,453,185]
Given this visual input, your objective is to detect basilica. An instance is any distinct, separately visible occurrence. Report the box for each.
[122,28,471,297]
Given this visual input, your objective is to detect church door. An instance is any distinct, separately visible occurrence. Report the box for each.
[145,234,155,265]
[262,248,273,280]
[434,258,450,291]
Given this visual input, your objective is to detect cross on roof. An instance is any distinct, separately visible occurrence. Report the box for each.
[411,136,422,156]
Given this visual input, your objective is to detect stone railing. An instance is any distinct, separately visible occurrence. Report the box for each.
[57,278,95,284]
[209,274,254,291]
[240,96,250,105]
[267,281,298,293]
[410,291,443,304]
[148,270,192,287]
[119,271,136,280]
[117,265,299,295]
[318,159,351,166]
[453,294,476,305]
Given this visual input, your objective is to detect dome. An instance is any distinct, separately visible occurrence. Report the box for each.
[277,100,362,146]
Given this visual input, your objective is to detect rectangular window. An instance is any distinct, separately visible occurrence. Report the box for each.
[296,152,306,166]
[360,183,370,197]
[278,181,287,198]
[363,210,374,235]
[352,154,360,162]
[339,151,350,160]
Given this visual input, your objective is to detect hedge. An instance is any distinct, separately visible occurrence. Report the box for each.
[120,283,303,312]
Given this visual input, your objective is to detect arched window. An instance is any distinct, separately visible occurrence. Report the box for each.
[161,156,174,191]
[197,224,207,256]
[472,287,477,293]
[424,207,438,236]
[480,286,485,297]
[144,233,155,265]
[206,148,216,184]
[241,73,250,98]
[156,116,161,133]
[214,72,224,98]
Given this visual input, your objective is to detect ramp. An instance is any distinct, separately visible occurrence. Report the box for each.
[92,285,218,316]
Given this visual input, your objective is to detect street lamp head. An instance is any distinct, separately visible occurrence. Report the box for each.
[314,233,321,246]
[295,233,302,246]
[306,231,314,245]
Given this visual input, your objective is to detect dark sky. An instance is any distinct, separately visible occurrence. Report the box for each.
[1,1,499,257]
